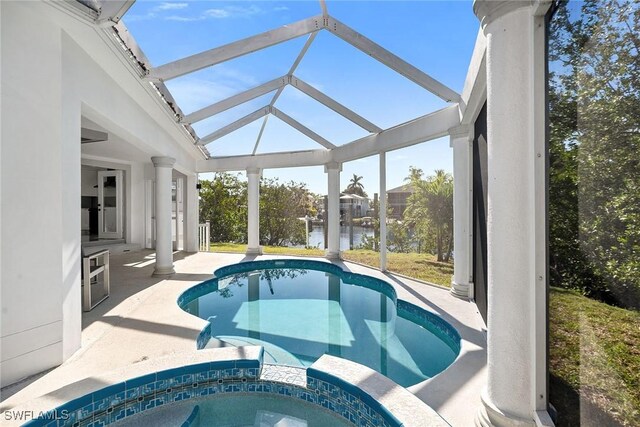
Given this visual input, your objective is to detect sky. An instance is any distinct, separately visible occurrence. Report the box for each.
[123,1,479,195]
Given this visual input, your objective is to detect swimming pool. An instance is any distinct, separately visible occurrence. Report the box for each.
[178,259,460,387]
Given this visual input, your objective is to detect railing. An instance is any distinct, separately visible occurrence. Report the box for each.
[82,249,110,312]
[198,221,210,252]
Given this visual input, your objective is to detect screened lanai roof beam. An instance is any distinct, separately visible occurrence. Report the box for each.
[198,106,270,145]
[96,0,135,24]
[326,16,461,103]
[183,75,288,124]
[270,107,336,149]
[290,76,382,133]
[252,32,318,155]
[197,104,460,172]
[149,15,324,81]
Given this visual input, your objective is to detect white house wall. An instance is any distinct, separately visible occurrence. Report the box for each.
[1,0,67,387]
[0,1,201,387]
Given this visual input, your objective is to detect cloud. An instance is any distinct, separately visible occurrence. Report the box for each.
[204,8,230,18]
[124,2,189,21]
[125,3,264,23]
[203,5,262,19]
[273,6,289,12]
[156,2,188,11]
[164,15,204,22]
[159,4,263,22]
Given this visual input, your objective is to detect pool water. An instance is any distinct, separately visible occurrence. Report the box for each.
[114,394,352,427]
[198,394,352,427]
[182,265,458,387]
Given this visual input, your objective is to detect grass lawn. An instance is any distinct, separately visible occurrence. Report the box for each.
[210,243,325,257]
[209,243,453,287]
[550,287,640,426]
[341,250,452,287]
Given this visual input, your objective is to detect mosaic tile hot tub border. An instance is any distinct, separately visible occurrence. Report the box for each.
[22,358,404,427]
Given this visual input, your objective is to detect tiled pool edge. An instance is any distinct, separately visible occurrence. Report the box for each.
[20,347,264,427]
[17,349,447,427]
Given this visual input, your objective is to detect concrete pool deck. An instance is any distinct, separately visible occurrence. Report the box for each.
[0,250,486,426]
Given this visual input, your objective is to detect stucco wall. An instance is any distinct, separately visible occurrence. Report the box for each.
[0,1,201,387]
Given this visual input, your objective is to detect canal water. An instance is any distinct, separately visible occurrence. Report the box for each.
[305,225,374,250]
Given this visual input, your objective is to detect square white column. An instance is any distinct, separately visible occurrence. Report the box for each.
[379,152,388,271]
[246,168,262,255]
[325,162,342,259]
[450,125,473,299]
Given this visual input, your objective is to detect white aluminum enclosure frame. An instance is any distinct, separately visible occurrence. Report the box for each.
[141,8,461,160]
[72,0,462,163]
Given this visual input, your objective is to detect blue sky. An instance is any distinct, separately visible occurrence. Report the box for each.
[123,1,478,194]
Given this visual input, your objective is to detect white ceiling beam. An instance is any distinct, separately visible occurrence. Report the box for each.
[326,16,461,103]
[270,107,336,149]
[97,0,135,24]
[183,76,288,124]
[149,15,325,81]
[198,149,331,171]
[197,104,460,172]
[334,104,460,163]
[252,33,318,155]
[319,0,328,17]
[251,115,271,155]
[290,76,382,133]
[198,106,270,145]
[285,32,317,77]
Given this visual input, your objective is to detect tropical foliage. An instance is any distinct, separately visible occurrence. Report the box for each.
[198,173,247,243]
[199,174,316,246]
[548,1,640,425]
[403,168,454,261]
[344,174,367,197]
[259,178,315,246]
[549,0,640,309]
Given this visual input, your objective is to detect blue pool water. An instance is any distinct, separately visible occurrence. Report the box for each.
[198,394,352,426]
[114,394,352,427]
[180,261,459,387]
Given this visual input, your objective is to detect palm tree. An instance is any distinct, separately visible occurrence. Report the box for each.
[345,174,367,197]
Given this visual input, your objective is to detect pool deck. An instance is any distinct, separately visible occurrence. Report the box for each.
[0,250,486,427]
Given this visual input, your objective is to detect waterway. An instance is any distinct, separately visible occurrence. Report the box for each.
[305,225,374,250]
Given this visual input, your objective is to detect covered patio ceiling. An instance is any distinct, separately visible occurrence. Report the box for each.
[74,0,465,170]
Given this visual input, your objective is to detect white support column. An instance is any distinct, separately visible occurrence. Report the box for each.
[474,1,551,426]
[450,125,473,299]
[379,152,387,271]
[151,156,176,276]
[246,168,262,255]
[325,162,341,259]
[185,173,199,252]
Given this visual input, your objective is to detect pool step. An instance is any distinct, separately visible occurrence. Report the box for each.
[214,336,304,368]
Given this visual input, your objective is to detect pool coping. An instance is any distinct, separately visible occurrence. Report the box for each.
[7,347,448,427]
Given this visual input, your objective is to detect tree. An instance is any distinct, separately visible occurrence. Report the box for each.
[198,173,247,243]
[549,0,640,308]
[259,178,315,246]
[403,168,453,261]
[344,174,367,197]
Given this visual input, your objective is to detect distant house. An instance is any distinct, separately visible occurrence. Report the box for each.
[387,183,414,220]
[339,194,370,218]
